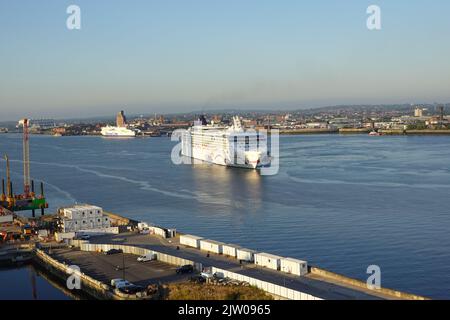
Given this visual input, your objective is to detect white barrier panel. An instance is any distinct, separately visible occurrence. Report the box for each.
[211,267,323,301]
[80,243,195,268]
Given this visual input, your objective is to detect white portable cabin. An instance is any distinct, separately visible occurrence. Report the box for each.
[78,205,103,217]
[151,226,167,238]
[150,226,176,238]
[280,258,308,276]
[60,218,80,232]
[254,252,282,271]
[199,239,224,254]
[77,227,120,235]
[222,244,240,258]
[180,234,203,249]
[102,216,111,228]
[138,222,151,231]
[236,248,257,262]
[55,232,76,242]
[62,207,81,220]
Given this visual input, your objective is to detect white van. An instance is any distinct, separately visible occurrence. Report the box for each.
[137,253,156,262]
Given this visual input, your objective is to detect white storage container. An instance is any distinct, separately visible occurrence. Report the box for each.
[102,218,111,228]
[103,216,111,226]
[79,210,88,219]
[55,232,76,242]
[180,234,203,248]
[151,226,167,238]
[254,252,282,271]
[280,258,308,276]
[63,208,81,220]
[80,219,89,229]
[87,218,97,229]
[222,244,240,258]
[90,206,103,216]
[199,239,224,254]
[138,222,151,230]
[236,248,257,262]
[78,204,102,217]
[93,217,103,228]
[61,219,77,232]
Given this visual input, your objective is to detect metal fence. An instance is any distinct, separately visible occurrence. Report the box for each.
[78,243,321,300]
[211,267,323,301]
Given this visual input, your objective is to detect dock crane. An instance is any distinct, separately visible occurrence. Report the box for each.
[1,155,15,208]
[0,119,48,217]
[18,119,31,197]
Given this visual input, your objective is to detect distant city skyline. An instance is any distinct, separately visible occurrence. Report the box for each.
[1,0,450,121]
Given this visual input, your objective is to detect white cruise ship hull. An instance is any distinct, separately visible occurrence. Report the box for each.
[181,117,271,170]
[101,126,136,137]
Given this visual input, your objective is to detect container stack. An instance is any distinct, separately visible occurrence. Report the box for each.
[59,204,111,233]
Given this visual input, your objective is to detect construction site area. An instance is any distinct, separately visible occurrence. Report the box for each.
[1,119,51,246]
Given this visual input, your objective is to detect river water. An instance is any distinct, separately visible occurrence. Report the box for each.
[0,265,70,300]
[0,133,449,299]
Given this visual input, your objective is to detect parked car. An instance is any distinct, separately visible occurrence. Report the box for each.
[176,264,194,274]
[78,234,90,240]
[189,275,206,284]
[111,279,132,288]
[200,272,214,280]
[104,249,123,255]
[119,284,145,294]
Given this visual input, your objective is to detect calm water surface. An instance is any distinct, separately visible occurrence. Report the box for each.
[0,265,71,300]
[0,133,449,299]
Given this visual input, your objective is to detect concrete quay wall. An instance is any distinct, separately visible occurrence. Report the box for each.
[310,267,428,300]
[34,248,113,300]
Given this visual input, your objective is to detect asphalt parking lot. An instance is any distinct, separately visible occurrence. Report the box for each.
[50,248,191,287]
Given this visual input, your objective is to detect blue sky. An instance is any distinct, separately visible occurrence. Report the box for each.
[1,0,450,120]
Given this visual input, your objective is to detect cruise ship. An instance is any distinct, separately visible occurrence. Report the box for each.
[101,110,136,137]
[101,126,136,137]
[181,116,270,169]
